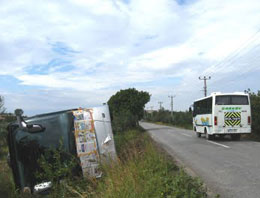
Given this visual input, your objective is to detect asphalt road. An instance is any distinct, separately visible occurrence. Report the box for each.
[140,122,260,198]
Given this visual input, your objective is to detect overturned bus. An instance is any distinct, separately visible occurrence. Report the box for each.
[7,105,117,194]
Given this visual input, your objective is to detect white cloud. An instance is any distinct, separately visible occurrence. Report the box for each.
[0,0,260,114]
[128,44,197,71]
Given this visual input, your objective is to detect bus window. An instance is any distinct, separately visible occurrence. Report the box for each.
[231,96,249,105]
[201,100,206,114]
[193,97,212,115]
[216,95,249,105]
[206,97,212,114]
[216,96,230,105]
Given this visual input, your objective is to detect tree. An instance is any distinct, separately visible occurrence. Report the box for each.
[108,88,150,132]
[247,90,260,136]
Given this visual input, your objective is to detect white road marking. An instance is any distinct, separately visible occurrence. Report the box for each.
[207,140,230,148]
[181,133,192,137]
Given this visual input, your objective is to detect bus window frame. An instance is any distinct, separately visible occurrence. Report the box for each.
[215,95,249,105]
[193,97,213,116]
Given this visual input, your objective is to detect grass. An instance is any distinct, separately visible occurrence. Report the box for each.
[93,130,207,198]
[0,140,17,198]
[49,129,207,198]
[0,128,207,198]
[0,121,16,197]
[0,160,19,198]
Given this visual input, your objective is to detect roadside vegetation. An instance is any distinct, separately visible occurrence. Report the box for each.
[0,96,17,197]
[31,129,206,198]
[0,90,207,197]
[144,109,193,130]
[245,89,260,140]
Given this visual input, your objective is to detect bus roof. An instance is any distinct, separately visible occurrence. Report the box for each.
[194,92,249,103]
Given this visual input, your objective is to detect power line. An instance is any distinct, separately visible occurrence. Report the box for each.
[206,27,260,75]
[219,42,260,72]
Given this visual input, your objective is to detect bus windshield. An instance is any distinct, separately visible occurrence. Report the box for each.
[215,95,249,105]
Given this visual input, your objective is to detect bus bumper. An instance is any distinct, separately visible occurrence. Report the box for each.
[213,127,251,134]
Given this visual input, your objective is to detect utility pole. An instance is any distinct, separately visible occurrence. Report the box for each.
[199,76,211,97]
[168,95,176,117]
[158,102,163,110]
[149,106,154,118]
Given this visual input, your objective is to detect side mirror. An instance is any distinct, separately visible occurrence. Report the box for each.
[15,109,24,116]
[189,107,192,113]
[27,124,45,133]
[14,109,45,133]
[15,108,24,128]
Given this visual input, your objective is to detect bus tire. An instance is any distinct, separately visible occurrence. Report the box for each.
[205,128,213,140]
[206,132,212,140]
[196,132,201,138]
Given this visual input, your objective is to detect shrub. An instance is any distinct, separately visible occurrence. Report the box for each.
[249,90,260,137]
[108,88,150,132]
[36,142,79,184]
[145,110,193,130]
[111,110,138,133]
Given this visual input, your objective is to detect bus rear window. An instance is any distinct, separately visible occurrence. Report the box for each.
[215,95,249,105]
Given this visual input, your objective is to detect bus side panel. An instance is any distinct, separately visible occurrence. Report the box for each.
[194,114,213,134]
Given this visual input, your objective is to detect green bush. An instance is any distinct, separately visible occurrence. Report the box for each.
[36,146,78,184]
[248,90,260,137]
[108,88,150,132]
[0,121,9,160]
[111,110,138,133]
[145,110,193,130]
[0,114,16,157]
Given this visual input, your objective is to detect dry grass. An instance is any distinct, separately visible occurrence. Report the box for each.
[0,129,207,198]
[57,130,207,198]
[0,158,17,197]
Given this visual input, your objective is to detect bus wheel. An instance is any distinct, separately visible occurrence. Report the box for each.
[196,132,201,138]
[231,134,241,141]
[205,129,213,140]
[206,132,211,140]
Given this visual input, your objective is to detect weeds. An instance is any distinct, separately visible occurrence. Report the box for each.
[90,130,206,198]
[0,160,17,197]
[52,130,207,198]
[36,142,79,184]
[1,128,207,198]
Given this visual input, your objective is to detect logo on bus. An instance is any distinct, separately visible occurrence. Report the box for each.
[224,112,241,126]
[201,117,209,126]
[222,107,241,111]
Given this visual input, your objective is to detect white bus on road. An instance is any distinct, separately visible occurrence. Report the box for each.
[193,92,251,140]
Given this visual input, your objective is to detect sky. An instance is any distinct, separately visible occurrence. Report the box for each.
[0,0,260,116]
